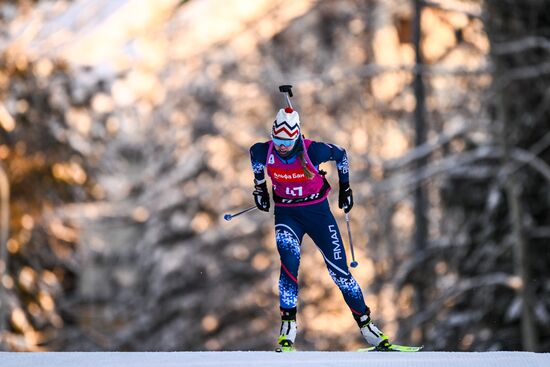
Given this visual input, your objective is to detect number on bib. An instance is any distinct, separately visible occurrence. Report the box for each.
[285,187,303,196]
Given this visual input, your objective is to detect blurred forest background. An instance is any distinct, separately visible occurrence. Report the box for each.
[0,0,549,352]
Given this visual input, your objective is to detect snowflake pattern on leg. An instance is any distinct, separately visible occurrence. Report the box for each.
[276,227,301,309]
[328,269,364,304]
[279,275,298,309]
[275,229,301,257]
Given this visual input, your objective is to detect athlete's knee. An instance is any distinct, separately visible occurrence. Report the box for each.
[275,227,300,254]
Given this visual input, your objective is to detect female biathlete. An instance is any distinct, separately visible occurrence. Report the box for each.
[249,106,391,352]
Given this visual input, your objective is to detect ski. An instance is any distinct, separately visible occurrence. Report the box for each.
[275,346,296,352]
[358,344,423,352]
[274,344,422,352]
[275,340,296,352]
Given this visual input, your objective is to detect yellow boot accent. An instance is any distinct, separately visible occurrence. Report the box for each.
[276,336,296,352]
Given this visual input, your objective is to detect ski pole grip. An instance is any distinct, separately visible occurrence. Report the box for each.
[278,85,293,97]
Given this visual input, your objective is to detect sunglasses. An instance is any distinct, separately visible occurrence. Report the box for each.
[272,136,298,147]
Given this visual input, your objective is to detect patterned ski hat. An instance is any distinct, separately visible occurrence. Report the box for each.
[272,107,300,140]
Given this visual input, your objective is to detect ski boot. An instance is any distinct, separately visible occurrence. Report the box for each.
[275,307,297,352]
[354,313,391,351]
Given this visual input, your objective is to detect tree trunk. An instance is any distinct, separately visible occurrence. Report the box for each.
[412,0,428,341]
[499,95,538,352]
[0,164,9,350]
[483,0,548,351]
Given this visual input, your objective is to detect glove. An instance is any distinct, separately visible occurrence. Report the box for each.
[338,181,353,213]
[253,181,270,212]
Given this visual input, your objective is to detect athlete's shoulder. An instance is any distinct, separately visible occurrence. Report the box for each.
[250,141,270,153]
[305,139,323,147]
[250,141,270,161]
[303,138,323,149]
[307,141,347,164]
[307,140,345,152]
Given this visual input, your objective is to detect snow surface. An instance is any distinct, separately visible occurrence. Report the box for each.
[1,351,549,367]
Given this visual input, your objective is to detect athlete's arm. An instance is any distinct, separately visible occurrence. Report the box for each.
[307,142,350,183]
[250,142,269,183]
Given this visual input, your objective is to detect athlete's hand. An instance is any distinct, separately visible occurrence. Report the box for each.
[338,181,353,213]
[253,181,270,212]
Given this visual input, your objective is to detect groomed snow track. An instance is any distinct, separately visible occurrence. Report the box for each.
[1,351,549,367]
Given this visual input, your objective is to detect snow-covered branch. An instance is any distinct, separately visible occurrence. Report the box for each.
[493,36,550,55]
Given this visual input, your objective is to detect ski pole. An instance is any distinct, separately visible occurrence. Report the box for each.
[278,85,293,109]
[345,212,358,268]
[223,206,257,221]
